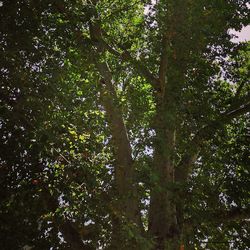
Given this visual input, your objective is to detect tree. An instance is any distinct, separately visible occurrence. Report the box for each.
[0,0,249,249]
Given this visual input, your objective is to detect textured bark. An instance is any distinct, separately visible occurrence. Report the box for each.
[149,57,184,249]
[149,75,180,249]
[148,106,180,250]
[94,60,142,249]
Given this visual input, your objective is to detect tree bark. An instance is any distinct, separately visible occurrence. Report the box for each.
[148,101,184,245]
[94,60,143,249]
[148,105,181,249]
[149,62,184,249]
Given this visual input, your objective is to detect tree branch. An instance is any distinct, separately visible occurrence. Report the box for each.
[235,82,245,98]
[158,34,168,94]
[88,41,143,231]
[158,6,172,95]
[176,96,250,182]
[94,30,160,91]
[184,207,250,227]
[54,1,160,91]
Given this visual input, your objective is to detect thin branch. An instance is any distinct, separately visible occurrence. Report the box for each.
[235,81,246,98]
[225,101,250,119]
[176,97,250,182]
[54,148,71,164]
[158,35,168,94]
[98,33,160,91]
[184,208,250,227]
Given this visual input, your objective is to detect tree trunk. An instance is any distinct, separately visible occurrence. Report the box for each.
[149,73,182,249]
[149,113,180,249]
[95,61,143,249]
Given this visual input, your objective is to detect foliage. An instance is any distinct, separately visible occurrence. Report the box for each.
[0,0,249,249]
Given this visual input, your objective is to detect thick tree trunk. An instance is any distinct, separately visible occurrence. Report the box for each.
[149,72,183,249]
[149,112,181,249]
[95,61,142,249]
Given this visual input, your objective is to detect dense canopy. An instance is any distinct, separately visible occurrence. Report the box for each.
[0,0,249,249]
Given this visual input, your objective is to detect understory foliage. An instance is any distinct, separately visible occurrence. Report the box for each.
[0,0,249,249]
